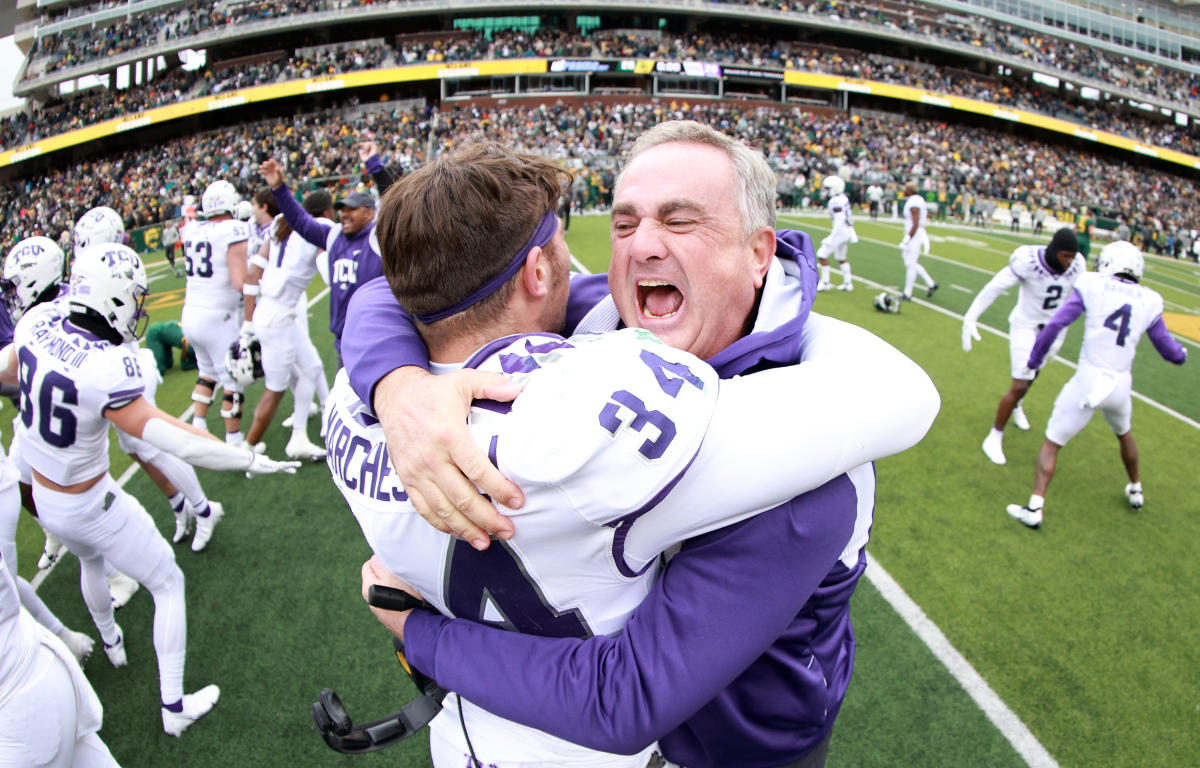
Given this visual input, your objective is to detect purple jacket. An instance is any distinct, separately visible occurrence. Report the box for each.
[272,185,383,347]
[341,230,865,766]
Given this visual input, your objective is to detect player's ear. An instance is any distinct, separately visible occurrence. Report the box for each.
[522,246,550,299]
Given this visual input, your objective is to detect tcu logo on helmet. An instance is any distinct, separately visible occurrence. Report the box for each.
[103,245,140,279]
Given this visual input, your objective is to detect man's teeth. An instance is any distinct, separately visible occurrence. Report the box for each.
[638,280,679,319]
[644,308,678,319]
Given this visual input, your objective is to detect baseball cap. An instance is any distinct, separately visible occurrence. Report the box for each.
[334,191,376,210]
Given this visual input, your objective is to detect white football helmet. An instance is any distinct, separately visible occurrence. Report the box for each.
[73,206,126,250]
[68,243,149,342]
[873,291,902,314]
[1,236,67,321]
[202,180,240,218]
[1097,240,1144,281]
[235,200,254,221]
[822,175,846,196]
[226,336,264,387]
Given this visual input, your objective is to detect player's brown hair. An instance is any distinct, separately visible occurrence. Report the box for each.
[375,141,570,345]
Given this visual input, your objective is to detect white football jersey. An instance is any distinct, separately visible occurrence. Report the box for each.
[247,220,272,264]
[255,218,321,325]
[1007,244,1087,328]
[180,218,249,311]
[13,301,145,486]
[1073,273,1165,373]
[903,194,928,231]
[827,193,853,231]
[327,329,746,764]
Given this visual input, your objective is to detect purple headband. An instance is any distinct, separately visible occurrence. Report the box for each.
[414,210,558,324]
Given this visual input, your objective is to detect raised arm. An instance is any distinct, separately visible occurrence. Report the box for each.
[260,158,332,249]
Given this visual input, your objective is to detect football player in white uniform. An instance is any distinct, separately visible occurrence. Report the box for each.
[899,180,938,300]
[239,197,328,461]
[963,228,1087,465]
[815,175,856,292]
[329,142,938,766]
[179,180,250,445]
[0,545,119,767]
[1006,242,1187,529]
[0,243,298,735]
[73,208,228,551]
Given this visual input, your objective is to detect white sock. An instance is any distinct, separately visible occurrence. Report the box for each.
[1028,494,1045,511]
[225,431,242,446]
[840,262,852,283]
[820,264,831,283]
[192,416,206,430]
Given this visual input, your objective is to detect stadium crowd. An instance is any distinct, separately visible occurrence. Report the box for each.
[5,27,1198,156]
[22,0,1200,109]
[1,99,1195,256]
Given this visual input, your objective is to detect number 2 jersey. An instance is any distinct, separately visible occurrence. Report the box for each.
[179,217,249,312]
[1005,244,1087,328]
[325,328,822,764]
[13,300,144,486]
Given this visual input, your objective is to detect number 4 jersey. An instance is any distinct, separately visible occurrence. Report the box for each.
[325,327,831,765]
[13,301,144,486]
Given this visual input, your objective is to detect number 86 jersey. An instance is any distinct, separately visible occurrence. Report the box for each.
[13,301,144,486]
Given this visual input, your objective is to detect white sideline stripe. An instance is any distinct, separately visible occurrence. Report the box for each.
[30,287,332,590]
[865,553,1060,768]
[566,256,1052,764]
[950,284,973,293]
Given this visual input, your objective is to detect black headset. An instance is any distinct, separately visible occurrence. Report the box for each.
[312,586,448,754]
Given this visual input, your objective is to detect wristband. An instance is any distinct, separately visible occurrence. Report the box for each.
[242,284,260,296]
[249,254,270,271]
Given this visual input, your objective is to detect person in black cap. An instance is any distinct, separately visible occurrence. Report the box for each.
[259,155,384,362]
[962,227,1087,465]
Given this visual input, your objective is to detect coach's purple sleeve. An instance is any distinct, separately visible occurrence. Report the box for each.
[1146,316,1188,365]
[403,481,856,755]
[342,276,430,407]
[273,184,332,250]
[1028,290,1085,369]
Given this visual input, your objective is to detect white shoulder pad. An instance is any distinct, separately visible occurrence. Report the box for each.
[472,329,720,527]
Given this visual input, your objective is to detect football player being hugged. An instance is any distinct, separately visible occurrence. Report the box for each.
[0,242,298,735]
[237,192,329,460]
[179,180,251,445]
[962,228,1087,465]
[1006,241,1186,529]
[815,175,857,292]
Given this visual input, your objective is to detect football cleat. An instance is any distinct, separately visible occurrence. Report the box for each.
[38,531,66,570]
[816,281,832,292]
[104,626,127,668]
[981,431,1006,465]
[191,501,224,553]
[1006,504,1043,530]
[1012,404,1031,431]
[57,628,95,663]
[107,571,140,610]
[286,434,327,462]
[837,281,854,292]
[162,684,221,737]
[172,503,193,544]
[1124,483,1144,510]
[926,282,939,298]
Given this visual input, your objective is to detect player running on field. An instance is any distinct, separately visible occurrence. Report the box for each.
[815,175,857,292]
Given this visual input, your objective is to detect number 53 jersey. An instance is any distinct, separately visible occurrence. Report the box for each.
[13,301,145,486]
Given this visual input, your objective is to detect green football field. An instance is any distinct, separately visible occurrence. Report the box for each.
[14,214,1199,767]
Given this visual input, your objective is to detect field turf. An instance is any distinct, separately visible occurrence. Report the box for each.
[14,213,1199,766]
